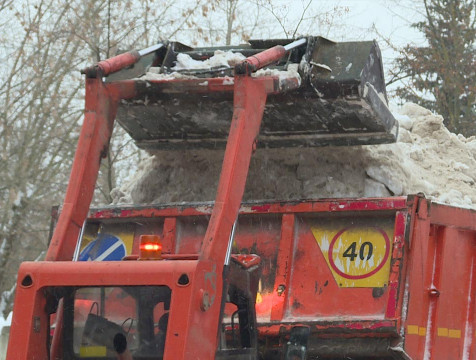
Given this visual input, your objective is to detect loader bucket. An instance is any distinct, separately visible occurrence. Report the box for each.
[113,37,398,150]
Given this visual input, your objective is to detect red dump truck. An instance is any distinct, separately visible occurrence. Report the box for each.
[6,37,476,359]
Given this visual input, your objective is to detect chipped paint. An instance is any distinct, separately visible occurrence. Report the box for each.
[222,77,234,85]
[462,258,474,360]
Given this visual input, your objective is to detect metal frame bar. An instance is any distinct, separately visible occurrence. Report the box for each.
[10,41,304,359]
[88,197,409,220]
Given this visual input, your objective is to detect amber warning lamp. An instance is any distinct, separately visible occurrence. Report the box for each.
[139,235,163,260]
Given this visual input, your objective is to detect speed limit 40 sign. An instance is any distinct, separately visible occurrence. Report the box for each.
[311,218,394,288]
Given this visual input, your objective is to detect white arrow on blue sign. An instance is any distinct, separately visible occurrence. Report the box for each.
[78,233,127,261]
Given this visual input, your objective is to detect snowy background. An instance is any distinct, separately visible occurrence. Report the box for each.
[0,1,474,355]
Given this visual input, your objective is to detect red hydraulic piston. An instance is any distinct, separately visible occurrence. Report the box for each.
[236,38,307,74]
[241,45,287,72]
[95,51,140,76]
[82,51,140,78]
[81,43,164,78]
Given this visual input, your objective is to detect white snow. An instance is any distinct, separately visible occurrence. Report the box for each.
[173,50,246,71]
[111,102,476,210]
[138,71,197,80]
[393,113,413,131]
[12,191,23,207]
[139,50,246,81]
[253,63,301,86]
[310,62,332,72]
[400,280,410,338]
[222,77,234,85]
[0,312,11,360]
[0,286,14,318]
[0,313,11,334]
[139,51,301,88]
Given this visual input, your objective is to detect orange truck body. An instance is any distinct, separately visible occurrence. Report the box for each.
[6,39,476,359]
[8,196,476,359]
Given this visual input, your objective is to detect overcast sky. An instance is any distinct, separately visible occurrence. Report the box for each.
[314,0,427,98]
[244,0,426,71]
[319,0,425,53]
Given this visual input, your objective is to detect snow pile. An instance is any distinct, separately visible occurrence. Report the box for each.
[138,69,197,80]
[254,63,301,86]
[111,103,476,209]
[172,50,245,70]
[140,50,246,80]
[139,51,301,87]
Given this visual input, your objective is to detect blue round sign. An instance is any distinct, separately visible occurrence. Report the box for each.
[79,233,126,261]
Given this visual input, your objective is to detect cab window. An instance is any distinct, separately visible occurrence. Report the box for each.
[62,286,171,359]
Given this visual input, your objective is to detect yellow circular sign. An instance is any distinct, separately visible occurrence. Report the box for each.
[328,227,390,279]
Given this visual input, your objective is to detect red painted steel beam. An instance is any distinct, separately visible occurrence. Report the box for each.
[45,80,135,261]
[385,211,407,320]
[140,75,298,95]
[271,214,296,321]
[258,320,397,337]
[172,74,268,358]
[200,74,267,265]
[428,202,476,231]
[88,197,409,220]
[162,217,177,254]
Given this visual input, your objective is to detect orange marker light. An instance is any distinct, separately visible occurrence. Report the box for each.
[140,243,162,252]
[139,235,163,260]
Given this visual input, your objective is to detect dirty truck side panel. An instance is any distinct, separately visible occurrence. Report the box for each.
[83,197,476,359]
[404,200,476,360]
[88,200,406,346]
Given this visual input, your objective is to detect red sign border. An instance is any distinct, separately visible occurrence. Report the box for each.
[328,226,391,280]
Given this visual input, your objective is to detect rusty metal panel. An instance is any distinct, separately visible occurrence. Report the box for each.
[285,215,396,321]
[404,200,476,360]
[431,227,475,358]
[80,198,476,358]
[232,214,282,321]
[85,199,405,335]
